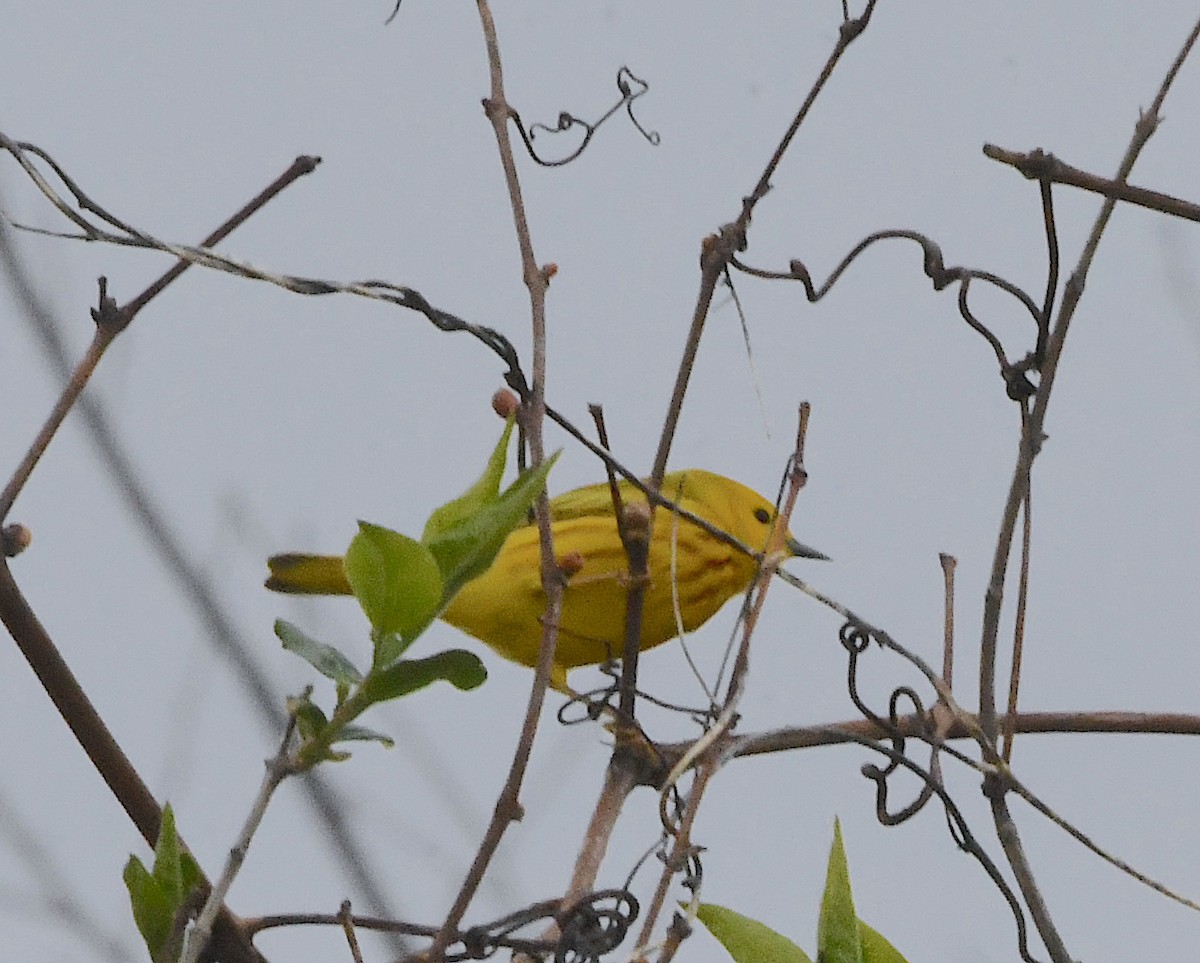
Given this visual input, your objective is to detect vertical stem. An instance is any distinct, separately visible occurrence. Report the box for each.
[939,553,956,687]
[427,6,559,959]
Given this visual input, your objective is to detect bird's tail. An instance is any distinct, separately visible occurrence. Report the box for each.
[266,553,353,595]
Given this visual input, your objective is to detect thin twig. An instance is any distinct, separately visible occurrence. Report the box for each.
[1002,452,1033,763]
[1004,768,1200,914]
[0,154,318,523]
[980,13,1200,740]
[339,901,366,963]
[183,728,298,963]
[737,2,877,227]
[660,709,1200,765]
[939,553,956,687]
[984,143,1200,224]
[1,162,407,945]
[634,410,811,950]
[424,4,558,958]
[976,19,1200,960]
[651,2,875,485]
[587,402,649,719]
[631,762,715,959]
[0,562,264,963]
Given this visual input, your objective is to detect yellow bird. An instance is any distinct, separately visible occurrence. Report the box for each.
[266,469,823,692]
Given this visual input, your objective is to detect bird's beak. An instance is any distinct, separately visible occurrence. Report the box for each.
[786,535,830,562]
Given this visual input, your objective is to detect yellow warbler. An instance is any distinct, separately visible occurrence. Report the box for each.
[267,469,822,692]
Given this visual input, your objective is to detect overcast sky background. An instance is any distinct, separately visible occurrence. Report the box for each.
[3,3,1200,961]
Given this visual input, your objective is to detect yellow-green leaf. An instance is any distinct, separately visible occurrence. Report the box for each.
[860,920,909,963]
[696,903,813,963]
[818,818,863,963]
[345,522,442,649]
[422,420,558,603]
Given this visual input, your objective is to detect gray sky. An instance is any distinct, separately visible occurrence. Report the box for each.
[3,2,1200,960]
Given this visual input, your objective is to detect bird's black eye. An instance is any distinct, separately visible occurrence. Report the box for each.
[753,507,771,524]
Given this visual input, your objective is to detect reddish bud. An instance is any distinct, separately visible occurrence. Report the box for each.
[492,389,520,419]
[558,551,586,577]
[2,523,32,558]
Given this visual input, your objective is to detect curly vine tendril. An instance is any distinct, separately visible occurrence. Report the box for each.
[731,230,1048,401]
[837,620,1042,963]
[509,67,659,167]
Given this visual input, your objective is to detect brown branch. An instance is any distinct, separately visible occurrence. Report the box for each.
[0,153,319,524]
[627,411,813,954]
[649,238,728,486]
[632,759,716,959]
[656,709,1200,766]
[979,16,1200,743]
[976,17,1200,961]
[1002,446,1034,763]
[737,2,876,227]
[938,553,956,687]
[0,207,405,941]
[510,752,643,962]
[561,758,642,908]
[424,4,559,959]
[984,143,1200,223]
[651,3,875,486]
[0,561,264,963]
[721,407,810,704]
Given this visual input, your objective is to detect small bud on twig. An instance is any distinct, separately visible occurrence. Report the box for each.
[558,551,586,578]
[620,501,652,545]
[2,523,32,558]
[492,389,520,419]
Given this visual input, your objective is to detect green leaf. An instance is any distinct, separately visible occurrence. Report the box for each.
[371,630,407,670]
[179,851,202,904]
[423,446,559,603]
[818,818,863,963]
[696,903,813,963]
[423,417,515,541]
[345,522,443,649]
[124,855,175,961]
[287,693,331,743]
[362,649,487,703]
[335,724,396,748]
[860,921,909,963]
[124,804,202,962]
[152,804,184,902]
[275,619,363,686]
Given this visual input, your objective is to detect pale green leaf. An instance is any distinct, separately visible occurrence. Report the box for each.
[421,417,559,602]
[362,649,487,703]
[423,417,515,541]
[860,920,909,963]
[335,724,395,748]
[124,856,174,961]
[151,804,184,903]
[275,619,362,685]
[423,451,558,603]
[818,818,863,963]
[124,804,202,962]
[696,903,813,963]
[345,522,442,650]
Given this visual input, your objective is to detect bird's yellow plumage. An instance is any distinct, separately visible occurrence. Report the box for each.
[267,469,817,691]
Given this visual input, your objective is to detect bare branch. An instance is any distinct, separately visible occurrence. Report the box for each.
[985,143,1200,223]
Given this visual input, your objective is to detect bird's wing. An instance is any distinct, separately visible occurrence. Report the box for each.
[547,471,691,523]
